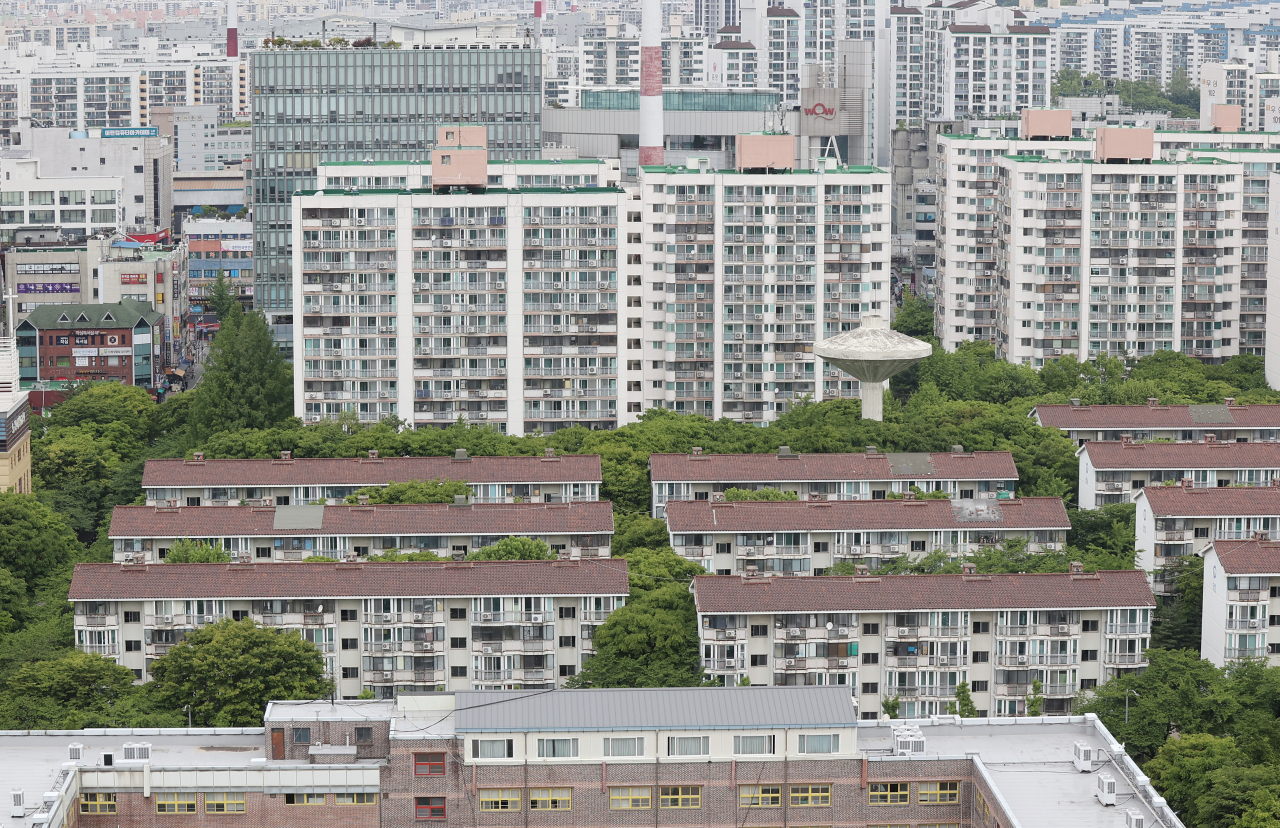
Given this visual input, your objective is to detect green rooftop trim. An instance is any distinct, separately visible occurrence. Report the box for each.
[3,246,88,253]
[640,164,887,174]
[940,132,1093,141]
[320,158,606,168]
[321,160,426,166]
[1000,153,1236,165]
[18,299,161,330]
[296,186,624,197]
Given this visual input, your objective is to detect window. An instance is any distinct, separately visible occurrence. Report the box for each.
[416,797,446,819]
[751,624,769,636]
[451,637,467,648]
[869,783,910,804]
[610,787,651,809]
[740,785,782,807]
[529,788,570,808]
[668,736,710,756]
[156,793,197,813]
[863,622,880,635]
[798,734,839,754]
[1082,650,1098,662]
[603,737,644,756]
[734,734,775,755]
[126,640,142,652]
[80,794,116,814]
[473,739,513,759]
[293,728,310,744]
[862,652,879,664]
[341,609,359,621]
[285,794,323,805]
[790,784,831,806]
[1195,527,1210,538]
[451,666,468,677]
[1082,619,1099,632]
[335,794,377,805]
[205,793,246,813]
[971,680,989,692]
[450,607,467,619]
[751,654,769,666]
[537,738,579,758]
[559,606,577,619]
[415,753,446,775]
[342,667,358,679]
[1081,678,1098,689]
[124,611,141,623]
[919,782,959,804]
[973,621,990,634]
[862,682,879,694]
[972,651,989,663]
[354,727,373,744]
[660,786,701,808]
[479,789,521,810]
[559,635,577,647]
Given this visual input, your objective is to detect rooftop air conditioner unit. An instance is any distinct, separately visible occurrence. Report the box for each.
[553,303,563,310]
[1126,810,1145,828]
[379,391,389,398]
[754,314,763,321]
[887,545,899,553]
[1073,741,1095,772]
[734,372,743,378]
[321,264,331,271]
[724,630,737,639]
[838,627,848,636]
[588,367,598,374]
[734,234,744,242]
[788,629,803,638]
[467,219,476,225]
[11,790,23,818]
[443,240,454,247]
[68,744,83,762]
[529,217,540,224]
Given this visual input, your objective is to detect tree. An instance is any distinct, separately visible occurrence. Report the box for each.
[892,288,934,338]
[1144,733,1244,825]
[0,650,141,729]
[1152,554,1204,651]
[148,618,333,726]
[190,310,293,438]
[724,487,798,501]
[1239,788,1280,828]
[1025,677,1044,717]
[881,695,900,719]
[466,537,555,561]
[0,493,80,584]
[344,479,472,504]
[612,512,672,557]
[366,550,443,561]
[1197,765,1280,828]
[954,681,978,718]
[207,273,242,323]
[164,539,232,563]
[566,583,702,688]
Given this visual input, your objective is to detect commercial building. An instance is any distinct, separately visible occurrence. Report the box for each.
[693,567,1154,717]
[108,499,615,564]
[292,130,892,433]
[666,495,1071,573]
[1034,399,1280,445]
[251,43,545,356]
[160,103,252,172]
[68,558,628,694]
[1078,438,1280,509]
[14,300,164,388]
[649,446,1020,518]
[0,337,31,493]
[1203,537,1280,666]
[184,216,254,320]
[141,450,603,506]
[0,153,123,247]
[1135,483,1280,588]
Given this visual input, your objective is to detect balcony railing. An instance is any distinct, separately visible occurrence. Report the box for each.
[1103,651,1145,664]
[1226,647,1267,659]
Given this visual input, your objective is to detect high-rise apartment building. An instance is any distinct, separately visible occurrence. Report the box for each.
[292,131,891,433]
[250,45,544,357]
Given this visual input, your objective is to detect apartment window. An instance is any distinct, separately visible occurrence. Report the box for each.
[156,793,197,814]
[660,786,701,808]
[558,606,577,619]
[335,794,377,805]
[863,623,880,635]
[668,736,710,756]
[450,607,467,619]
[451,666,468,677]
[479,789,521,810]
[472,740,514,759]
[537,738,579,758]
[124,611,141,623]
[205,793,246,813]
[126,640,142,652]
[415,752,446,775]
[734,734,775,755]
[342,667,358,679]
[559,665,576,677]
[284,794,322,805]
[603,737,644,757]
[971,680,989,692]
[869,783,910,804]
[1081,679,1098,689]
[972,651,989,663]
[911,540,926,552]
[862,652,879,664]
[451,637,467,648]
[610,787,651,809]
[80,794,116,814]
[293,728,310,744]
[559,635,577,647]
[751,624,769,637]
[919,782,959,804]
[790,784,831,806]
[529,789,572,810]
[798,734,839,754]
[862,682,879,694]
[1195,527,1210,538]
[354,727,372,744]
[1082,650,1099,662]
[1081,620,1099,632]
[973,621,990,633]
[415,797,446,819]
[740,785,782,807]
[750,654,769,666]
[341,609,359,621]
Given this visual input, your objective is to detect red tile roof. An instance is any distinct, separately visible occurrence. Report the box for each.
[665,497,1070,532]
[692,570,1155,613]
[1082,441,1280,470]
[68,558,630,600]
[766,7,799,15]
[649,451,1017,483]
[1213,539,1280,575]
[108,501,615,539]
[141,454,603,488]
[1035,403,1280,430]
[1138,485,1280,517]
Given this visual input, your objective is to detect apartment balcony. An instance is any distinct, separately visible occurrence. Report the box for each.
[889,685,919,697]
[80,643,119,656]
[1226,647,1267,660]
[1046,683,1079,696]
[1106,623,1152,635]
[703,658,744,671]
[776,627,811,641]
[81,614,118,627]
[885,626,919,641]
[1226,618,1266,630]
[1102,651,1145,665]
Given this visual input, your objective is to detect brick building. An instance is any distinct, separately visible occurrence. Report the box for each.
[140,449,604,506]
[67,558,629,696]
[10,688,1183,828]
[15,299,162,387]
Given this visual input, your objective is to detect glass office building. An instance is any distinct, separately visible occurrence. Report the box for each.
[250,47,543,355]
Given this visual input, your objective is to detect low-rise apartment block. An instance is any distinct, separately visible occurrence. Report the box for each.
[649,445,1019,518]
[1079,438,1280,508]
[1203,538,1280,666]
[108,500,614,563]
[1035,398,1280,445]
[666,496,1070,574]
[1135,484,1280,585]
[67,559,628,696]
[693,567,1155,718]
[141,450,603,506]
[4,689,1184,828]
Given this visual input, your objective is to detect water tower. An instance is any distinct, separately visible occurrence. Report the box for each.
[813,315,932,421]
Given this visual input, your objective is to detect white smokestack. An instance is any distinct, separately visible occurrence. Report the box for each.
[638,0,663,166]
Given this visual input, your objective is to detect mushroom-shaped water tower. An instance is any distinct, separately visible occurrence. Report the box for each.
[813,315,932,421]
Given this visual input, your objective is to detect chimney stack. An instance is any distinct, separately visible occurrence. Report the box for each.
[226,0,238,57]
[638,0,664,166]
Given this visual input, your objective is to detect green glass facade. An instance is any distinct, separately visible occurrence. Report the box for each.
[251,47,543,355]
[581,89,779,111]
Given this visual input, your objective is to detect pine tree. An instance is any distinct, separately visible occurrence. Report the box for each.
[954,681,979,718]
[190,310,292,439]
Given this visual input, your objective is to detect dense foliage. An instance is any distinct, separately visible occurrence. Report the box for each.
[1051,69,1200,118]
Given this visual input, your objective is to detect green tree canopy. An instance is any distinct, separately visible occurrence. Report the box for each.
[149,618,333,726]
[190,310,293,438]
[892,288,935,338]
[565,582,702,688]
[465,537,555,561]
[0,650,144,729]
[0,493,81,584]
[344,479,472,504]
[207,273,243,323]
[164,539,232,563]
[724,487,798,501]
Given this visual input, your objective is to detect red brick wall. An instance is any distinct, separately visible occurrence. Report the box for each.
[78,792,380,828]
